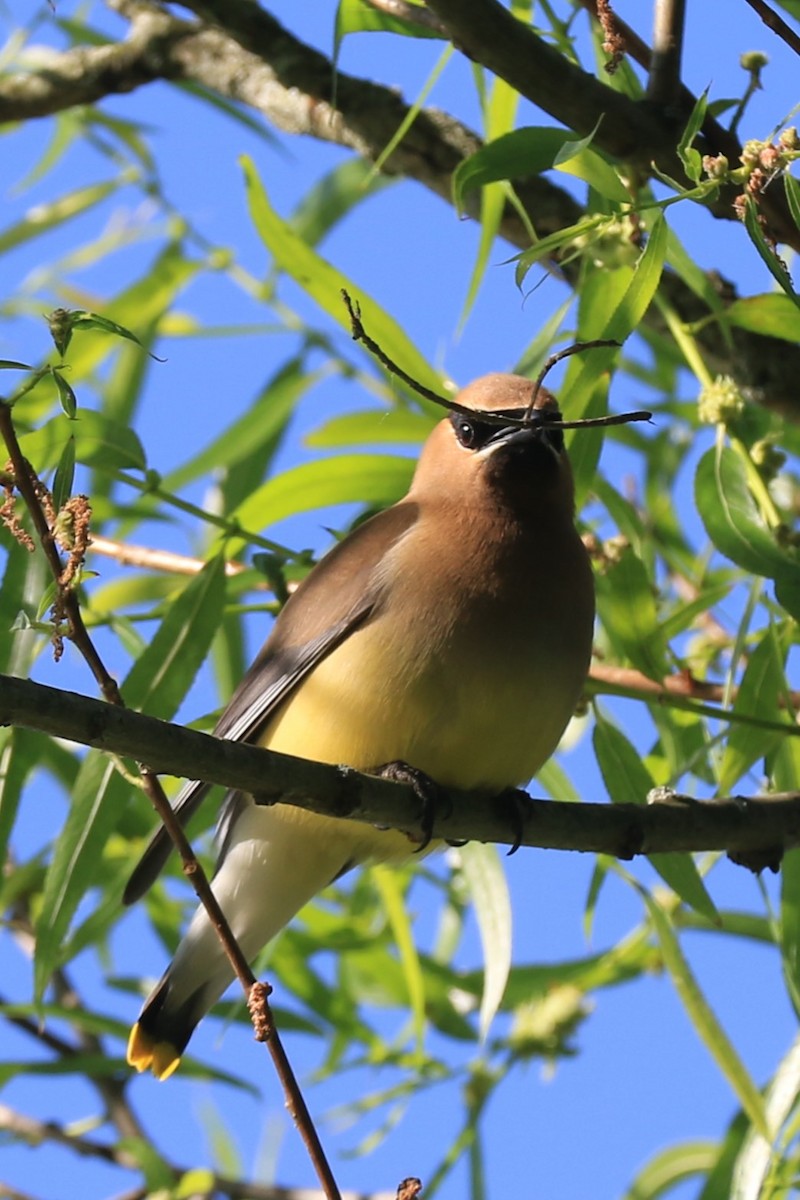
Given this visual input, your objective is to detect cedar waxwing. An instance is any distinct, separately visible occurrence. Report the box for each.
[125,373,595,1080]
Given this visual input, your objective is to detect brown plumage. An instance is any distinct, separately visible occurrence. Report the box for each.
[125,374,595,1079]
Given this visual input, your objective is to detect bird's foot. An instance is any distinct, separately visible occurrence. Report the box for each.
[372,760,447,852]
[498,787,531,856]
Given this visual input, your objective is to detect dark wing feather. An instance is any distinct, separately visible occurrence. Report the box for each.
[122,502,418,905]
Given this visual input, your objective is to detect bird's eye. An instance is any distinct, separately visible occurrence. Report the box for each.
[451,413,493,449]
[454,417,478,448]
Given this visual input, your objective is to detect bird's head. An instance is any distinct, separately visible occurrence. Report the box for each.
[412,373,575,515]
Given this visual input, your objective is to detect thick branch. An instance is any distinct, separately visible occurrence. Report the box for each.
[2,1,800,413]
[3,672,800,860]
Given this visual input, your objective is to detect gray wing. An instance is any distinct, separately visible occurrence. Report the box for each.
[122,501,418,906]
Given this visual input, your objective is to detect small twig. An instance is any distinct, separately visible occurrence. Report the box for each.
[0,403,121,703]
[742,0,800,58]
[645,0,687,108]
[341,289,452,409]
[342,291,650,430]
[88,534,253,579]
[525,338,622,419]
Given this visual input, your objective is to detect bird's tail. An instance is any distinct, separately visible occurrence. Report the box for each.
[127,803,364,1080]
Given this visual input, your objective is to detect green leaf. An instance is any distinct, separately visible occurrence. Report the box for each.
[222,453,415,556]
[52,369,77,418]
[20,410,147,474]
[290,158,393,248]
[743,195,799,304]
[0,729,41,872]
[643,889,768,1139]
[622,1141,719,1200]
[121,554,227,717]
[34,753,127,1003]
[70,311,147,351]
[51,435,76,512]
[695,444,800,594]
[594,546,668,681]
[731,1032,800,1198]
[677,87,708,183]
[453,127,628,213]
[784,171,800,234]
[718,623,792,793]
[241,157,445,402]
[371,865,426,1052]
[780,847,800,1018]
[458,842,512,1041]
[334,0,443,50]
[306,408,434,448]
[723,293,800,342]
[594,718,718,922]
[0,178,123,256]
[34,558,227,999]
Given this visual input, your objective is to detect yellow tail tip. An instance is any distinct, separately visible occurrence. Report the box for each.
[127,1022,182,1081]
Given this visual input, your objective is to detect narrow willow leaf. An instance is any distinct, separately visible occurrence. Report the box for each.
[724,294,800,342]
[51,435,76,512]
[35,557,227,999]
[290,158,393,248]
[222,453,415,557]
[0,178,122,255]
[121,554,227,716]
[58,244,199,380]
[306,408,434,448]
[20,410,146,473]
[241,157,444,401]
[622,1140,719,1200]
[334,0,442,51]
[35,753,126,1002]
[784,171,800,233]
[780,847,800,1016]
[52,369,77,418]
[718,624,791,793]
[371,865,426,1051]
[454,127,627,213]
[695,445,800,595]
[594,719,718,922]
[677,88,708,182]
[458,841,512,1041]
[0,729,40,871]
[643,890,768,1139]
[594,546,668,681]
[743,195,799,304]
[71,311,146,349]
[731,1032,800,1200]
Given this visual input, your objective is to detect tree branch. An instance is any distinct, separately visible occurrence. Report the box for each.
[2,0,799,413]
[3,672,800,861]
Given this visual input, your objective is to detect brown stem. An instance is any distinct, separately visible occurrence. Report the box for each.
[646,0,687,108]
[742,0,800,57]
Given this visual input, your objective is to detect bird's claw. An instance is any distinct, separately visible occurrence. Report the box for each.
[373,760,446,852]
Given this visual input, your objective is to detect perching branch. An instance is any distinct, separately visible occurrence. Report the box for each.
[3,672,800,864]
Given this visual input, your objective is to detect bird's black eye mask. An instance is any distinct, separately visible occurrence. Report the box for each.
[449,408,565,455]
